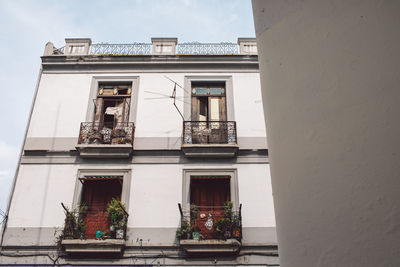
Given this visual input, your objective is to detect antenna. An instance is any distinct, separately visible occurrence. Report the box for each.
[164,76,187,120]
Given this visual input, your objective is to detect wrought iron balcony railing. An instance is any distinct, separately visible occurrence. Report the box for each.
[60,203,128,240]
[177,203,242,241]
[182,121,237,145]
[78,122,135,145]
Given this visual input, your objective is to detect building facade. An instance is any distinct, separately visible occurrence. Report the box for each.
[0,38,278,266]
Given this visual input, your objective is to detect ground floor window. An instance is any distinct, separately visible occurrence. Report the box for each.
[71,169,132,239]
[80,177,122,238]
[182,169,239,239]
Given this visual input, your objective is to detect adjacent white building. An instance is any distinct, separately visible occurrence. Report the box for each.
[0,38,278,266]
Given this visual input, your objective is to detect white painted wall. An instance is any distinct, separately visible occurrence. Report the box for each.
[27,72,266,144]
[7,163,275,229]
[7,164,78,227]
[28,74,91,138]
[253,0,400,266]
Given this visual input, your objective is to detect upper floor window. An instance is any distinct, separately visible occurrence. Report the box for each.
[94,82,132,128]
[191,82,226,122]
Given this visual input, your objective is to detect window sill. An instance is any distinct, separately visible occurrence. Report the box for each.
[76,144,133,158]
[62,239,125,254]
[179,239,241,254]
[181,144,238,158]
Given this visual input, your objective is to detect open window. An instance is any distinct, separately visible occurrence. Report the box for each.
[79,176,123,239]
[191,82,226,122]
[94,82,132,128]
[190,82,228,144]
[61,170,131,255]
[77,82,135,155]
[179,169,241,253]
[190,176,231,239]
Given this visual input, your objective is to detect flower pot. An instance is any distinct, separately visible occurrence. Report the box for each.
[110,225,115,232]
[116,229,124,239]
[232,228,240,238]
[192,231,200,240]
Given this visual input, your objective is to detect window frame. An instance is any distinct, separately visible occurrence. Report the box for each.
[72,169,132,212]
[85,76,140,124]
[182,169,239,212]
[183,76,234,121]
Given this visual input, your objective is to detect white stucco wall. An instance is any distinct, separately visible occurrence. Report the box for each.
[7,163,275,229]
[27,74,91,138]
[253,0,400,266]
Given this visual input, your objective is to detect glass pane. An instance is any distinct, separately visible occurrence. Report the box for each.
[210,98,220,121]
[209,87,224,95]
[194,87,208,95]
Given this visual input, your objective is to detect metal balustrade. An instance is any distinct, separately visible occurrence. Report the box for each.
[52,43,240,55]
[178,204,242,241]
[78,122,135,145]
[182,121,237,145]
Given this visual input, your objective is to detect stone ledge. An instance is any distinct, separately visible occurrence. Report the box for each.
[182,144,238,158]
[179,239,241,254]
[76,144,133,158]
[62,239,125,254]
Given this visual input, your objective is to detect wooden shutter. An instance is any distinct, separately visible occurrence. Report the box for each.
[94,98,104,125]
[122,98,131,123]
[191,96,199,121]
[219,96,227,121]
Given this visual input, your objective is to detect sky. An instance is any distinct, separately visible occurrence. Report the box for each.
[0,0,255,220]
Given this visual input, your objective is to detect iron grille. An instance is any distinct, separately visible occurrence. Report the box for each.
[78,122,135,145]
[177,42,239,55]
[182,121,237,145]
[178,204,242,241]
[89,43,152,55]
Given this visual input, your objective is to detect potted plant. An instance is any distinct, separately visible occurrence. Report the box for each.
[176,220,192,240]
[214,217,232,239]
[111,128,127,144]
[107,198,127,239]
[88,129,103,144]
[214,201,237,240]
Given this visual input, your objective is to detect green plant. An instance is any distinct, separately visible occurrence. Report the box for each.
[76,202,88,238]
[214,217,232,239]
[190,204,199,224]
[176,220,192,240]
[223,201,233,218]
[56,202,88,249]
[107,198,127,229]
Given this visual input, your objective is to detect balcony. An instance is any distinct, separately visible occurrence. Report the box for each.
[177,203,242,255]
[59,202,128,256]
[76,122,135,158]
[181,121,238,157]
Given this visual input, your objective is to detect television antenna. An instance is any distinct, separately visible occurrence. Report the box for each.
[143,76,190,120]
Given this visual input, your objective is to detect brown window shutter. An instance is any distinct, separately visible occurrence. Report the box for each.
[94,98,104,125]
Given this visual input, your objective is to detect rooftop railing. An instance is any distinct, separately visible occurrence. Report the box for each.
[54,43,241,55]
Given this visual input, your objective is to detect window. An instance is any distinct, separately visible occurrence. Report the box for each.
[85,82,133,145]
[79,176,122,238]
[191,82,226,122]
[189,82,229,144]
[94,82,132,128]
[182,169,239,239]
[68,45,85,54]
[190,176,231,238]
[72,169,132,238]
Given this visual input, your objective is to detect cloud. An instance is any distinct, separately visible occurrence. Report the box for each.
[0,141,20,214]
